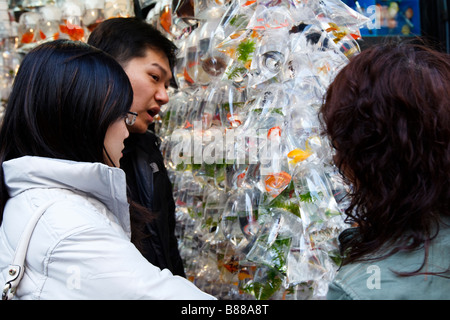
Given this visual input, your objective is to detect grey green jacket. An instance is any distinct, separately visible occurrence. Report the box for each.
[327,217,450,300]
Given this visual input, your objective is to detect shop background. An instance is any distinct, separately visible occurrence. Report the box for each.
[339,0,449,52]
[137,0,450,52]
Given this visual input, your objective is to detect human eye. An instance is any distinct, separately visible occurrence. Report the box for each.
[150,74,160,82]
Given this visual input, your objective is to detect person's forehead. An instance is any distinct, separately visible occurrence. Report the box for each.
[142,48,171,72]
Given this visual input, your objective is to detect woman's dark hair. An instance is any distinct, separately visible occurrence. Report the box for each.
[319,40,450,272]
[87,17,177,71]
[0,39,133,221]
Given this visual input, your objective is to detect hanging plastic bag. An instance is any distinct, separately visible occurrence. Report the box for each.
[246,2,295,31]
[104,0,134,18]
[249,28,289,86]
[39,5,62,42]
[18,11,43,50]
[58,0,86,41]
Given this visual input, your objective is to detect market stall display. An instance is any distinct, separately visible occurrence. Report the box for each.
[148,0,369,300]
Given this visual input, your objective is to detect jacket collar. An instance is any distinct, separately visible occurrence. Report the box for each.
[2,156,130,236]
[123,131,159,154]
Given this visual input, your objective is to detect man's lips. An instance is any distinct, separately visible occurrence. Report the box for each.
[147,109,158,118]
[145,108,160,122]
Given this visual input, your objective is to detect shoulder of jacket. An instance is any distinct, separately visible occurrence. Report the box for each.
[144,130,162,147]
[328,263,369,300]
[27,193,109,239]
[327,280,357,300]
[12,189,112,234]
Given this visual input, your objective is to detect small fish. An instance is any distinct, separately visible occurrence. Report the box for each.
[287,148,312,164]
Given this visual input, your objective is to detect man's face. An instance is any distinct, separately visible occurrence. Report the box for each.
[123,48,172,134]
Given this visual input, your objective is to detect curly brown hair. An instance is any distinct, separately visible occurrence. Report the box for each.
[319,39,450,272]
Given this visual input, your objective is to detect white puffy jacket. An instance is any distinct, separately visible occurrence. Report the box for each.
[0,156,214,300]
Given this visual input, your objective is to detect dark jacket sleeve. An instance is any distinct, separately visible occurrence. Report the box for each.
[120,131,186,277]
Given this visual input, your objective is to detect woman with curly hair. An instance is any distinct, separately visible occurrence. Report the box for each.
[320,41,450,300]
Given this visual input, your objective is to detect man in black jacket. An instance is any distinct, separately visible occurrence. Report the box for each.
[88,17,186,277]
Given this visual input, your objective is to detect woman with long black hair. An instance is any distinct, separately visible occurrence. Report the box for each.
[0,40,214,300]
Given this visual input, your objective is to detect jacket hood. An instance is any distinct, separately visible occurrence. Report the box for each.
[2,156,130,234]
